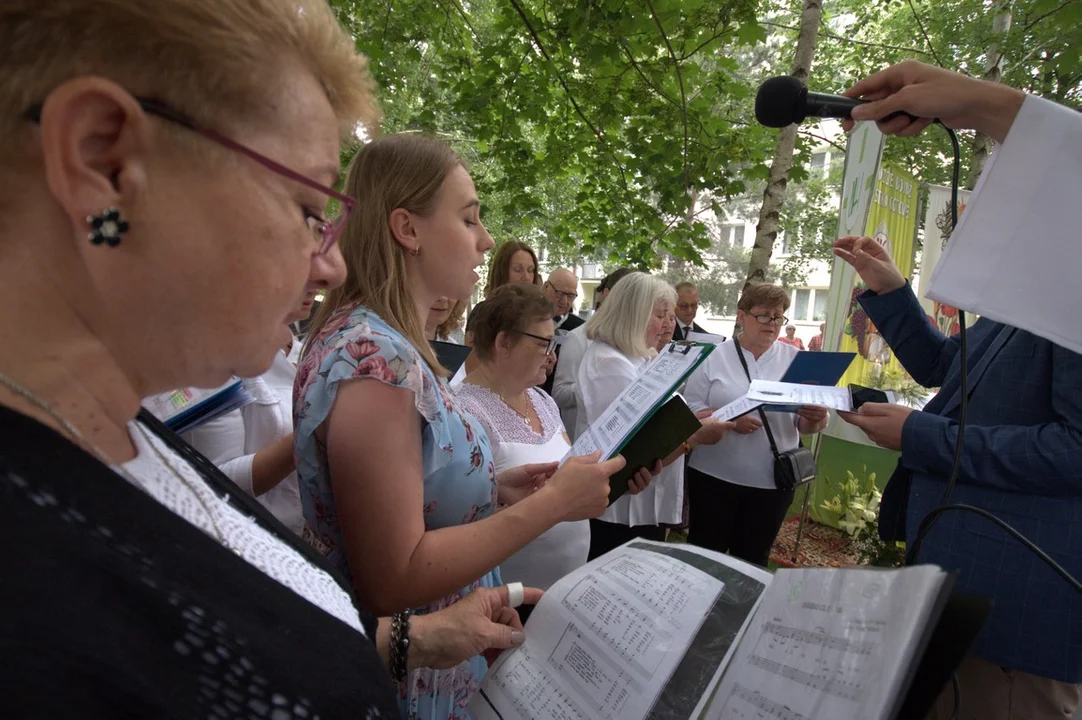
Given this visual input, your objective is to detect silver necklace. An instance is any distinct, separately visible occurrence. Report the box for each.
[475,371,533,429]
[0,369,237,552]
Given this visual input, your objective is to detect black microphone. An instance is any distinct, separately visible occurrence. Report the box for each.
[754,75,909,128]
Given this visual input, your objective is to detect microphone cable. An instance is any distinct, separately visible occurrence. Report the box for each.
[902,123,1081,596]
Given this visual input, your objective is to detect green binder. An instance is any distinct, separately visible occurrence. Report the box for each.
[606,393,702,504]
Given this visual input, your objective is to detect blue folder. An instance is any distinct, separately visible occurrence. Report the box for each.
[779,351,856,385]
[760,351,856,413]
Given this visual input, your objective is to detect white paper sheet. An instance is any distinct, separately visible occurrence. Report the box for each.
[471,541,771,720]
[704,566,950,720]
[562,344,708,465]
[925,95,1082,354]
[686,331,727,345]
[711,381,894,421]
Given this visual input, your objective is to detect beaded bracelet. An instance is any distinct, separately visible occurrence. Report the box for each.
[389,610,412,683]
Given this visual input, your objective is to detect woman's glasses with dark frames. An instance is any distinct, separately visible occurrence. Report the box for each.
[518,331,557,355]
[25,97,356,255]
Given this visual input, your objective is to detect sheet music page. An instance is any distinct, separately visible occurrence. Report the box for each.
[470,541,771,720]
[562,344,707,465]
[704,566,949,720]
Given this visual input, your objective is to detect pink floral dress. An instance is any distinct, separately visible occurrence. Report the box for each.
[293,303,500,720]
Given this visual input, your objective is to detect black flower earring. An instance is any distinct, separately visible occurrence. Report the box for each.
[87,207,129,247]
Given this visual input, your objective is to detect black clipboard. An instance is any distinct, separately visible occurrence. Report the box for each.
[431,340,471,374]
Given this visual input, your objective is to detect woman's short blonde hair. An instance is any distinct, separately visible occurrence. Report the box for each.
[0,0,379,163]
[586,272,676,358]
[737,284,791,313]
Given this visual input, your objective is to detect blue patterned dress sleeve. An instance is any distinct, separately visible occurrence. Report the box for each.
[292,303,502,720]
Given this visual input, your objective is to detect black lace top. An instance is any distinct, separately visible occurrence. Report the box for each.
[0,406,398,719]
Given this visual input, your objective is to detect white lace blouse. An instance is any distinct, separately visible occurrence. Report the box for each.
[455,384,590,590]
[120,422,363,634]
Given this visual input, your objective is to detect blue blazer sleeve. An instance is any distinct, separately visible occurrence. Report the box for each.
[899,342,1082,496]
[858,283,960,388]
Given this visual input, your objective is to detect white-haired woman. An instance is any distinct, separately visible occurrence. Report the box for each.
[576,272,732,559]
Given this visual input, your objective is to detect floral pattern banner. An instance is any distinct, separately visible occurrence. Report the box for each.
[918,184,974,337]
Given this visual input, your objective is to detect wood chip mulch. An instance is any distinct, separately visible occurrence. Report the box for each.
[770,516,860,568]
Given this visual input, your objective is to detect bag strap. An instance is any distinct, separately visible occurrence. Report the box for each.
[733,338,782,459]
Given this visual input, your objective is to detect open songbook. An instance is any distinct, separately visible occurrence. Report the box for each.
[471,541,977,720]
[142,379,253,434]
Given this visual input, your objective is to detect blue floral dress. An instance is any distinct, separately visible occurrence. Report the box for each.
[293,303,501,720]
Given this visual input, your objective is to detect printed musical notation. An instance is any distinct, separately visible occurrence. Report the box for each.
[470,543,726,720]
[722,684,810,720]
[594,553,698,625]
[483,645,590,720]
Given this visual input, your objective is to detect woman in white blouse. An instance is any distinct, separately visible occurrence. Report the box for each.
[185,292,318,533]
[457,284,651,603]
[576,272,732,559]
[683,284,829,566]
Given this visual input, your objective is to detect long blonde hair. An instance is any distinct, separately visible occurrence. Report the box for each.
[305,135,461,376]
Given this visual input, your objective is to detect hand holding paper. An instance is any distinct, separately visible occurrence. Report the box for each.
[732,414,763,434]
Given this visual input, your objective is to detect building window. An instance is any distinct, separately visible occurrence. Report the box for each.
[720,223,746,248]
[794,288,811,321]
[777,231,791,256]
[810,152,827,176]
[813,289,827,321]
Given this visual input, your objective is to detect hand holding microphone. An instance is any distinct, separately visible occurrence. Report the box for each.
[756,60,1025,143]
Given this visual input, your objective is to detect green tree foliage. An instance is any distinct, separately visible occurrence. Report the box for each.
[331,0,778,267]
[330,0,1080,273]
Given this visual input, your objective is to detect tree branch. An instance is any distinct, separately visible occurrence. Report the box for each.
[618,41,681,109]
[905,0,946,67]
[646,0,690,196]
[761,21,936,59]
[1022,0,1072,31]
[797,130,846,154]
[446,0,481,40]
[506,0,634,201]
[679,20,726,61]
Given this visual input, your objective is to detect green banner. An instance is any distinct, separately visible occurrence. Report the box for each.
[837,163,920,389]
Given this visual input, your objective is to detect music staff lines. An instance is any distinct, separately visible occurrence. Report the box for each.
[762,623,873,655]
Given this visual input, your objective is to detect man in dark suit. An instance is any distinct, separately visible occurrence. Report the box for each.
[673,281,709,341]
[539,268,582,394]
[544,268,584,332]
[835,234,1082,718]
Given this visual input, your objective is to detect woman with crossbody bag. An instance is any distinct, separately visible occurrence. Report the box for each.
[683,285,829,566]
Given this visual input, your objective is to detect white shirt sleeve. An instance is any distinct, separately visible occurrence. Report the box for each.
[183,411,255,494]
[683,358,715,413]
[578,343,643,426]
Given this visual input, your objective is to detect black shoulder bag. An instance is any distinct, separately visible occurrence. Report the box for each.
[733,340,817,491]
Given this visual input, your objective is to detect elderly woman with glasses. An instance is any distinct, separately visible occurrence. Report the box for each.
[456,285,655,612]
[576,273,732,559]
[0,1,577,716]
[683,284,830,566]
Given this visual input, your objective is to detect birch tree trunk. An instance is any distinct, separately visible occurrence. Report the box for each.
[965,0,1012,189]
[742,0,824,293]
